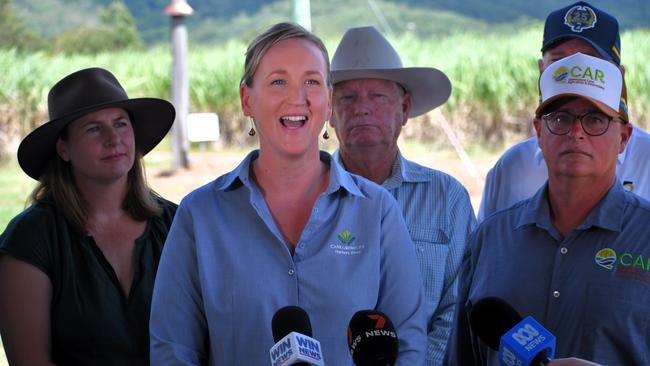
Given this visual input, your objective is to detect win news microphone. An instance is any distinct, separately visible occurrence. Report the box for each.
[269,305,324,366]
[347,310,398,366]
[469,297,556,366]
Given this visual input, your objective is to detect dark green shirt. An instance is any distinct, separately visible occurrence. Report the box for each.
[0,197,177,366]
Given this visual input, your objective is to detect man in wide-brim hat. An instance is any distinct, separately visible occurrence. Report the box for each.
[328,26,477,366]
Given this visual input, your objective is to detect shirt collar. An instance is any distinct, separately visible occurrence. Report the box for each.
[217,150,364,198]
[517,180,626,233]
[332,149,425,189]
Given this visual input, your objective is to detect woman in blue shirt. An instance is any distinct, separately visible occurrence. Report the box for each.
[150,22,427,365]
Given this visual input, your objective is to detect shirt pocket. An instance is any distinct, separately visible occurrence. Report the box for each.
[407,224,450,307]
[580,282,650,365]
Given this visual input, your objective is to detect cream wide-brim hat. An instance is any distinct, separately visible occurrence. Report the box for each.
[330,26,451,118]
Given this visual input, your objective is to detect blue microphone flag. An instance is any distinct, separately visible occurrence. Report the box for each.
[499,316,556,366]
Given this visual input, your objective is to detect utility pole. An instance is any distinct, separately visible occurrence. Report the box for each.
[293,0,311,30]
[165,0,193,170]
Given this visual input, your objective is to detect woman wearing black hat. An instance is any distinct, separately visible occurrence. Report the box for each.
[0,67,177,365]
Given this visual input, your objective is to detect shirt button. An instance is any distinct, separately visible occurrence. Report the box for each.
[288,268,295,276]
[560,247,568,254]
[553,291,560,298]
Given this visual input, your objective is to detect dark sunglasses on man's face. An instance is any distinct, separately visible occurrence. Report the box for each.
[541,111,617,136]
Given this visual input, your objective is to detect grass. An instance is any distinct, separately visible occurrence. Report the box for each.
[2,27,648,151]
[0,163,35,232]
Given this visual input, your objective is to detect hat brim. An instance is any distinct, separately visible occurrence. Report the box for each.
[535,93,621,120]
[18,98,175,180]
[331,67,451,118]
[541,35,616,64]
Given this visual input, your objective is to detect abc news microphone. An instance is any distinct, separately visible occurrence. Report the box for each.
[469,297,556,366]
[347,310,398,366]
[269,305,324,366]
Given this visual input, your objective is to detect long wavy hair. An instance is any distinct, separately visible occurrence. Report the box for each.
[29,128,162,234]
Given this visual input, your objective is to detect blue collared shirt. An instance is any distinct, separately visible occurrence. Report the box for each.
[150,150,427,366]
[448,181,650,365]
[335,150,476,365]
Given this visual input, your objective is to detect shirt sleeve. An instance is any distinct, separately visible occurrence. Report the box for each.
[426,186,477,365]
[376,194,427,366]
[444,231,487,366]
[150,201,208,365]
[0,206,56,277]
[477,166,498,223]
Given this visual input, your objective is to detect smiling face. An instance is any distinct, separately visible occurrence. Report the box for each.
[330,78,410,152]
[56,107,135,186]
[240,37,332,160]
[534,98,631,182]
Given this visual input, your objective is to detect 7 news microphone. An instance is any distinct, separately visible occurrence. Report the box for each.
[469,297,556,366]
[347,310,398,366]
[269,305,324,366]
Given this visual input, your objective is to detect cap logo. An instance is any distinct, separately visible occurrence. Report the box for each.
[553,66,569,82]
[564,5,597,32]
[553,64,605,90]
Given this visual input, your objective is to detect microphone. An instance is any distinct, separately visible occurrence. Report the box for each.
[347,310,398,366]
[269,305,324,366]
[469,297,556,366]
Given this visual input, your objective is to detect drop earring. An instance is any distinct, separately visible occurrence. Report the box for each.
[322,125,330,140]
[248,118,256,136]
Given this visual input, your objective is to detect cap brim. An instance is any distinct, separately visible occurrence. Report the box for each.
[535,93,620,119]
[542,35,616,64]
[18,98,175,180]
[331,67,451,117]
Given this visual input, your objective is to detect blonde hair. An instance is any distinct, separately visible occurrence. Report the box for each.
[240,22,331,87]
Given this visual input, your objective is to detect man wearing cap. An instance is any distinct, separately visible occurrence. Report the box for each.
[447,53,650,365]
[328,26,476,365]
[478,1,650,222]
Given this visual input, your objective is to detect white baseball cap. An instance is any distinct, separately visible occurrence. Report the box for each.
[535,52,628,122]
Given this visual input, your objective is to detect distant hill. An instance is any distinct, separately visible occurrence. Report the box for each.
[12,0,650,45]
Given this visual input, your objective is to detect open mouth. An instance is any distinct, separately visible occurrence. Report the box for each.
[281,115,307,129]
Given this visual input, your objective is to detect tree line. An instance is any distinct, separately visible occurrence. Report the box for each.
[1,0,142,54]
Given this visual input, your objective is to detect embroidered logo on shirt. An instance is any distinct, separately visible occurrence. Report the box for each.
[595,247,650,284]
[595,248,617,270]
[623,181,635,192]
[338,230,356,245]
[330,230,364,255]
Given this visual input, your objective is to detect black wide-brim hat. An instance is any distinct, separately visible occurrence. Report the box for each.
[18,67,176,180]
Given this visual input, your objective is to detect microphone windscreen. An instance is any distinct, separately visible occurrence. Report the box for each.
[469,297,523,350]
[272,305,313,342]
[347,310,398,366]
